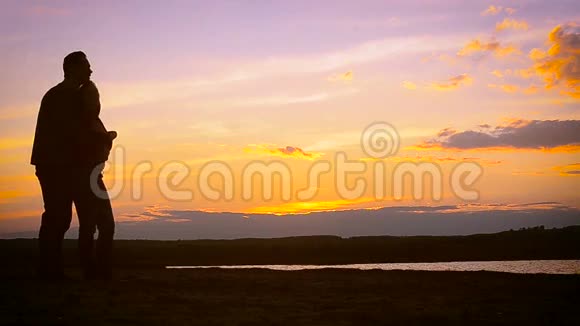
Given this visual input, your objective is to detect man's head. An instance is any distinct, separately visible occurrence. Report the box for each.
[63,51,92,84]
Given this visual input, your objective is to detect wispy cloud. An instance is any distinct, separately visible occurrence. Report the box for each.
[488,83,519,93]
[328,71,353,82]
[553,163,580,176]
[67,34,465,112]
[496,18,530,32]
[481,5,502,16]
[118,204,172,222]
[230,90,356,107]
[457,39,520,57]
[522,85,540,94]
[490,70,504,78]
[244,144,323,160]
[430,74,473,90]
[238,36,454,77]
[487,83,541,95]
[402,81,417,90]
[481,5,516,16]
[416,202,572,214]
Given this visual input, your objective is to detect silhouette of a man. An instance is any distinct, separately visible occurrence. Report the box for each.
[31,51,116,280]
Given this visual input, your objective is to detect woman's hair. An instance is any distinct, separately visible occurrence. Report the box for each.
[81,80,101,116]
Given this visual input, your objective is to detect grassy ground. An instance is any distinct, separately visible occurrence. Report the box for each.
[1,267,578,325]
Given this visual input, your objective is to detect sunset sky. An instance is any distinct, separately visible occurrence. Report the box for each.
[0,1,578,236]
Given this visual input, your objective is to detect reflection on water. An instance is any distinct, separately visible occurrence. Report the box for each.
[167,260,580,274]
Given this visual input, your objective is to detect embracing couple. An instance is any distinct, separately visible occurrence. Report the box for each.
[31,51,117,280]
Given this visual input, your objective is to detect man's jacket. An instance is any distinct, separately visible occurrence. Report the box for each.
[31,81,112,167]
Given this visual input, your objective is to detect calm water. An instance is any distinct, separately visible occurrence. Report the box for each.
[167,260,580,274]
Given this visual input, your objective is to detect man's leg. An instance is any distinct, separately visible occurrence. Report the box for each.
[35,167,73,279]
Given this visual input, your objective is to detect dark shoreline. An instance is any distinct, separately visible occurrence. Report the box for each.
[2,225,579,268]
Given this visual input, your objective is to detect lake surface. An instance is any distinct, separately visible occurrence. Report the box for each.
[167,260,580,274]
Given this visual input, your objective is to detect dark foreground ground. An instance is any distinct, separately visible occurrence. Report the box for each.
[2,226,579,325]
[1,267,579,326]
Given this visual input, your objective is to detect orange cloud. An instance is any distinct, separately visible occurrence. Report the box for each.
[488,83,519,93]
[494,69,535,79]
[522,85,540,94]
[457,39,520,57]
[402,81,417,90]
[481,5,516,16]
[328,71,353,82]
[244,144,323,160]
[552,163,580,176]
[527,24,579,98]
[496,18,530,32]
[430,74,473,90]
[481,5,502,16]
